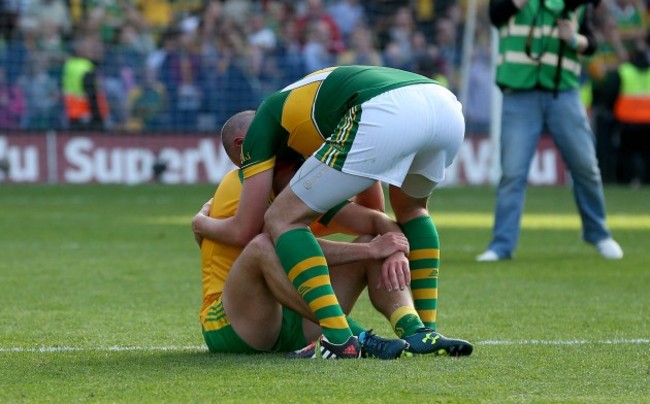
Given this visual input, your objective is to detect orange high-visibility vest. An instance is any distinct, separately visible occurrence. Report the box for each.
[614,63,650,124]
[62,57,109,120]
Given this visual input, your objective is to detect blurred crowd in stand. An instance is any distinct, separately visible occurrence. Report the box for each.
[0,0,648,185]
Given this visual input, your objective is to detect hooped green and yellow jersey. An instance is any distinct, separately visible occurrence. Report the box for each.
[240,65,437,179]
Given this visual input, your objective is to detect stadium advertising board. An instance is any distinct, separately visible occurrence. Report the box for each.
[0,132,566,185]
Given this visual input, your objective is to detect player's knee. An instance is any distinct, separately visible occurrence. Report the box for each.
[262,209,282,239]
[400,174,437,199]
[248,233,273,252]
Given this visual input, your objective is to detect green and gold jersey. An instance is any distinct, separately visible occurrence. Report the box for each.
[200,170,352,316]
[240,66,437,179]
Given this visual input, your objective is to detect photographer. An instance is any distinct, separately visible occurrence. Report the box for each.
[477,0,624,261]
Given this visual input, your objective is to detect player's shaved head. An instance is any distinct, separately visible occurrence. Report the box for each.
[221,110,255,166]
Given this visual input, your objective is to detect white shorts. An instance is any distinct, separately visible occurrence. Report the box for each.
[291,84,465,212]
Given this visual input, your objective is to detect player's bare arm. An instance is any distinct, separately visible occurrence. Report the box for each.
[192,198,213,247]
[316,233,408,266]
[324,200,411,291]
[192,170,274,247]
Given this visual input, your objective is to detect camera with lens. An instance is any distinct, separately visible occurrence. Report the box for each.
[543,0,600,15]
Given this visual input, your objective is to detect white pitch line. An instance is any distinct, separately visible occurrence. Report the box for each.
[0,345,207,353]
[477,339,650,346]
[1,339,649,353]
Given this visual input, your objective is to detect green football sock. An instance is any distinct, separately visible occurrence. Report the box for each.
[390,306,425,338]
[346,317,366,336]
[276,228,352,344]
[401,215,440,330]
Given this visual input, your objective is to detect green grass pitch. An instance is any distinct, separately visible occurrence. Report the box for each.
[1,184,648,402]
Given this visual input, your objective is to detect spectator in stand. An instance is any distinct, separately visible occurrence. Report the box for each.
[295,0,345,54]
[134,0,174,39]
[589,6,630,183]
[379,6,417,70]
[248,11,277,52]
[221,0,253,28]
[0,65,25,129]
[336,25,383,66]
[464,36,493,136]
[197,0,225,46]
[602,33,650,186]
[327,0,367,45]
[460,0,493,136]
[126,67,167,132]
[158,28,203,132]
[411,30,449,87]
[122,6,157,56]
[3,21,35,85]
[211,20,259,128]
[433,16,462,93]
[387,6,416,58]
[302,20,337,72]
[273,16,307,87]
[148,27,180,73]
[0,0,20,42]
[103,22,154,130]
[246,10,283,99]
[361,0,404,32]
[17,54,61,130]
[589,4,631,84]
[19,0,72,41]
[606,0,647,55]
[62,35,109,131]
[246,9,276,80]
[195,0,225,126]
[83,0,126,44]
[36,20,69,74]
[382,41,414,70]
[16,5,69,81]
[263,0,291,33]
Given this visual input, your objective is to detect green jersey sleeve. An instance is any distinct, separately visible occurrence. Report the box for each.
[240,99,289,179]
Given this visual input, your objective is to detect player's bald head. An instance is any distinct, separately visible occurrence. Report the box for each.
[221,110,255,166]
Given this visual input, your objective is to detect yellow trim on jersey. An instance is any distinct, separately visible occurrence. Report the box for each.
[200,297,231,332]
[242,156,276,179]
[307,66,337,76]
[202,315,230,332]
[282,82,325,156]
[409,248,440,260]
[412,288,439,300]
[287,256,328,283]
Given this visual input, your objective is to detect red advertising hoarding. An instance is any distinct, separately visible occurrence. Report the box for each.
[0,132,567,185]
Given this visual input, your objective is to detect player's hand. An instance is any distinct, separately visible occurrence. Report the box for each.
[377,251,411,292]
[369,232,410,259]
[557,18,576,43]
[192,198,213,247]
